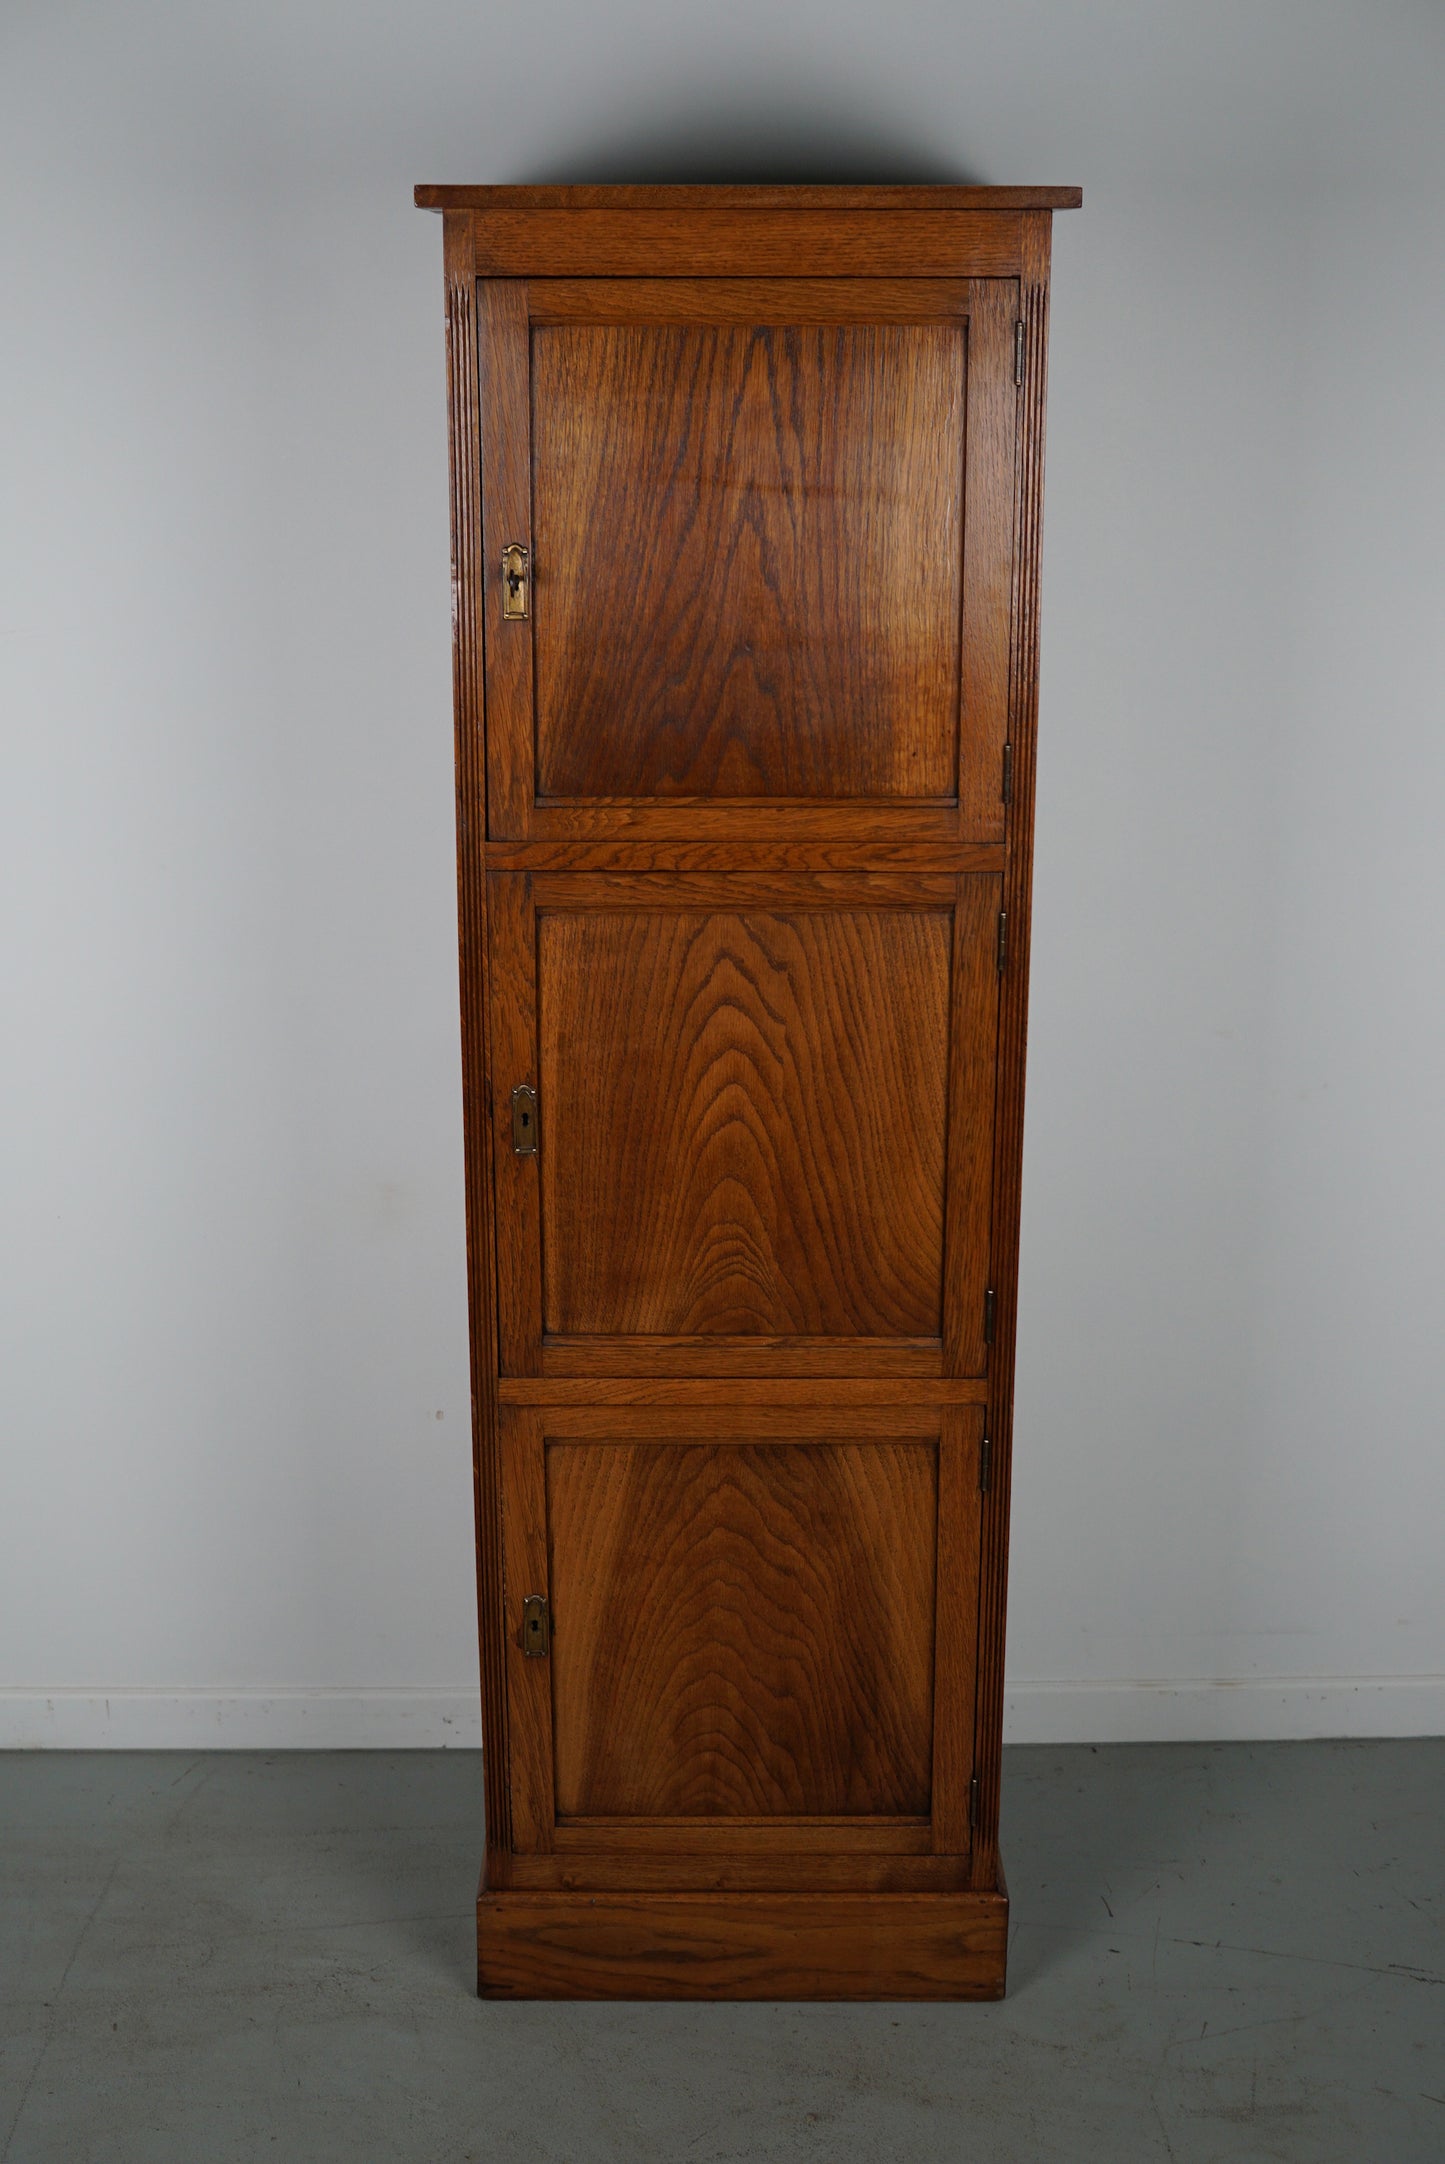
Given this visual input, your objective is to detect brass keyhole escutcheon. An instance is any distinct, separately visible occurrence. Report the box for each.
[501,542,529,619]
[522,1594,549,1657]
[511,1083,537,1155]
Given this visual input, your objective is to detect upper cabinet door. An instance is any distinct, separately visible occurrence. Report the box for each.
[478,279,1018,839]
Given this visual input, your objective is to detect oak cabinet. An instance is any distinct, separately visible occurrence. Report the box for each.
[417,183,1078,1998]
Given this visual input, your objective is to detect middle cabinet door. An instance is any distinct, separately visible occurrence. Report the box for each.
[489,871,1001,1379]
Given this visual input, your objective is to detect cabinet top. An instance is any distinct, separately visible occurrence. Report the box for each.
[415,184,1081,212]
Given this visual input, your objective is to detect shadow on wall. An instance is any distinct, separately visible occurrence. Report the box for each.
[519,105,983,186]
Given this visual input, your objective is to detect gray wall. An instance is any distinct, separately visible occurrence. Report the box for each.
[2,0,1442,1743]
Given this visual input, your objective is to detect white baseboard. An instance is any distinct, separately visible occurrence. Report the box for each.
[0,1690,483,1750]
[1004,1675,1445,1744]
[0,1678,1440,1750]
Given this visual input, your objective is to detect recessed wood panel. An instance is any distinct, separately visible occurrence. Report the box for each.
[537,906,951,1339]
[531,323,965,801]
[546,1438,937,1819]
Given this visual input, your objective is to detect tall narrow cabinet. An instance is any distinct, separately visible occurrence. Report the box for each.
[416,184,1079,1999]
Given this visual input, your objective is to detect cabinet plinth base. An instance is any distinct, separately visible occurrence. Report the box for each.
[476,1883,1009,2000]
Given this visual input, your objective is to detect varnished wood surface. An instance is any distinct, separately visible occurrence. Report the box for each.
[972,211,1053,1891]
[418,183,1081,209]
[525,1404,947,1439]
[498,1404,553,1853]
[537,1335,945,1378]
[482,275,1017,843]
[532,323,964,801]
[491,871,1000,1374]
[481,840,1007,872]
[495,1376,988,1406]
[476,279,533,836]
[957,281,1017,839]
[500,1851,975,1893]
[441,217,510,1868]
[529,870,958,909]
[536,903,951,1339]
[931,1408,985,1851]
[492,802,985,842]
[422,185,1072,1991]
[943,876,1004,1373]
[530,277,970,325]
[476,1888,1009,1999]
[467,208,1024,278]
[499,1401,982,1877]
[547,1439,938,1818]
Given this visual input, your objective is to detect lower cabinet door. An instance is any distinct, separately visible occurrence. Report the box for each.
[499,1400,984,1890]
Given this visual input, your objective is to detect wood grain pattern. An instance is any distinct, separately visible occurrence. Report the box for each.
[532,323,964,801]
[468,208,1023,278]
[496,1377,988,1407]
[476,279,533,836]
[530,870,958,910]
[417,185,1076,1993]
[547,1438,937,1818]
[537,906,951,1338]
[441,214,510,1867]
[537,1335,943,1378]
[501,1851,974,1894]
[476,1889,1009,2000]
[498,1406,553,1852]
[489,801,983,842]
[418,183,1080,209]
[485,871,542,1372]
[482,841,1007,872]
[958,281,1018,838]
[530,278,969,325]
[944,875,1004,1373]
[972,213,1053,1890]
[931,1408,985,1850]
[528,1404,946,1440]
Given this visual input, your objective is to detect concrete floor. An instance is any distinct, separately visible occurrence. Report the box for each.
[0,1742,1440,2163]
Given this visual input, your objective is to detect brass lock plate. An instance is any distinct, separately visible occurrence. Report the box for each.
[522,1594,549,1657]
[511,1083,538,1156]
[501,542,529,620]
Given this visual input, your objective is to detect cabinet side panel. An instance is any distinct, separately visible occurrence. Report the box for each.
[443,215,510,1863]
[973,211,1053,1889]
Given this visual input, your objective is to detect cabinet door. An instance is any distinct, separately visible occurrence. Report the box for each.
[489,872,1001,1379]
[500,1402,983,1878]
[478,278,1017,840]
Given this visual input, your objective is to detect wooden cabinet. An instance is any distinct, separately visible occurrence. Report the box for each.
[417,183,1079,1998]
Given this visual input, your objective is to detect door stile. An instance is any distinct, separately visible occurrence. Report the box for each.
[958,281,1021,839]
[499,1407,555,1852]
[942,875,1005,1375]
[931,1404,985,1853]
[478,278,535,838]
[487,871,543,1371]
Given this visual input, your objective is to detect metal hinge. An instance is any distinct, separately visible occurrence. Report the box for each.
[1002,741,1013,805]
[984,1287,997,1344]
[1014,319,1026,386]
[969,1773,980,1832]
[521,1594,550,1657]
[980,1434,992,1493]
[996,910,1008,973]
